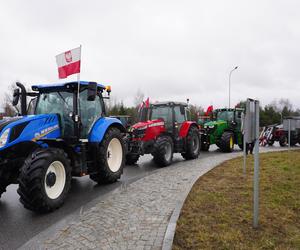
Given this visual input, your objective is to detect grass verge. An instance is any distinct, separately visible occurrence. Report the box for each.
[173,150,300,250]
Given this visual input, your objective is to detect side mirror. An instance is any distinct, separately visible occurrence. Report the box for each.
[87,82,97,101]
[12,88,20,106]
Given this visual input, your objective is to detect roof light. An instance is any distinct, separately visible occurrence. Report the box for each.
[105,86,111,93]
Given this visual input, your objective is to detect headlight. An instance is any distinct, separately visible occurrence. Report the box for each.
[208,125,215,128]
[0,128,10,148]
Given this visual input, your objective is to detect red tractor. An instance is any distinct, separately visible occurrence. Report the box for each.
[127,101,201,167]
[259,124,287,147]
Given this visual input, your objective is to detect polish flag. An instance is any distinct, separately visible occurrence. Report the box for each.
[56,46,81,79]
[145,97,150,108]
[205,105,213,116]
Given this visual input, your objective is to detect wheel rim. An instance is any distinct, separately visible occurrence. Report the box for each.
[192,134,199,153]
[44,161,66,200]
[164,142,172,161]
[230,136,234,149]
[107,138,123,172]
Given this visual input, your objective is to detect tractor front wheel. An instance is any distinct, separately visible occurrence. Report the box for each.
[17,148,71,212]
[126,154,140,165]
[90,128,125,184]
[219,132,235,152]
[0,171,9,199]
[182,126,200,160]
[153,135,174,167]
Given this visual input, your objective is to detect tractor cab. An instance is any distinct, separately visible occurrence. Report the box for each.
[13,81,111,140]
[133,101,190,138]
[213,108,243,129]
[32,81,108,139]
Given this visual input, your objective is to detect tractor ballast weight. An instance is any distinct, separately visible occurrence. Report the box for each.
[127,101,201,167]
[0,81,126,212]
[200,108,244,152]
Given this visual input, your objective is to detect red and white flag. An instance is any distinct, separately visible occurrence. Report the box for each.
[56,46,81,79]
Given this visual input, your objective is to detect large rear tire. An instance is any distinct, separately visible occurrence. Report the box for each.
[152,135,173,167]
[219,131,235,152]
[182,126,200,160]
[17,148,71,213]
[90,128,125,184]
[126,154,140,165]
[279,135,287,147]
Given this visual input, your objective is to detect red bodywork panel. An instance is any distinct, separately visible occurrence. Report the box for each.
[179,121,197,138]
[274,128,284,139]
[131,120,198,141]
[132,119,166,141]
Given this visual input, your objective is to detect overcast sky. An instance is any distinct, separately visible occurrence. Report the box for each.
[0,0,299,109]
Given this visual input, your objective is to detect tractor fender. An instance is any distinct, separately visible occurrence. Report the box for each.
[89,117,125,143]
[179,121,199,138]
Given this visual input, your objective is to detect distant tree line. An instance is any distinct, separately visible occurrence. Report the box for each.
[1,83,299,127]
[237,99,300,127]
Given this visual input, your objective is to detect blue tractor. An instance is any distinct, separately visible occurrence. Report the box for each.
[0,81,126,212]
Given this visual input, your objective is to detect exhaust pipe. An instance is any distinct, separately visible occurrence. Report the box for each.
[16,82,27,116]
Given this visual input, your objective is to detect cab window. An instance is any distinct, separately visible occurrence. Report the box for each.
[174,106,186,123]
[80,90,103,138]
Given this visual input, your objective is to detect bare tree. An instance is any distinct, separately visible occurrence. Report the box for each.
[1,82,32,117]
[134,89,145,108]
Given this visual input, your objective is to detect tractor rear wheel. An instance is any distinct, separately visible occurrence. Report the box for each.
[279,135,287,147]
[219,131,235,152]
[152,135,173,167]
[90,128,125,184]
[126,154,140,165]
[182,127,200,160]
[17,148,71,212]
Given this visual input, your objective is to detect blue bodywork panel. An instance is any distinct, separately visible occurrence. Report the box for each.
[0,114,61,151]
[89,117,124,142]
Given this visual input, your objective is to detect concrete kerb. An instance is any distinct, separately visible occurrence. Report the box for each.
[161,147,298,250]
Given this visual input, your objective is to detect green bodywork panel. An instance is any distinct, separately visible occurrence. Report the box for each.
[203,108,244,145]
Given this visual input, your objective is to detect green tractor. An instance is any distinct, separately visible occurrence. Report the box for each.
[200,108,244,152]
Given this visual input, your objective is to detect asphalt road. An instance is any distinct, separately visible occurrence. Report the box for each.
[0,147,222,250]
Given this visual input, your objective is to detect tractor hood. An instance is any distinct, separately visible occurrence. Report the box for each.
[204,119,227,128]
[0,114,61,151]
[131,119,165,130]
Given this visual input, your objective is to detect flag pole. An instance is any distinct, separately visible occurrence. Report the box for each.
[76,45,82,138]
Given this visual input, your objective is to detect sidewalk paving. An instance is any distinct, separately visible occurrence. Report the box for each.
[21,147,292,250]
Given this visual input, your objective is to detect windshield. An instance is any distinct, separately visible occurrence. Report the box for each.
[216,111,234,121]
[150,106,172,122]
[35,92,73,115]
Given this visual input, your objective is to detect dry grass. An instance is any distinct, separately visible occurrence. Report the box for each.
[173,150,300,250]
